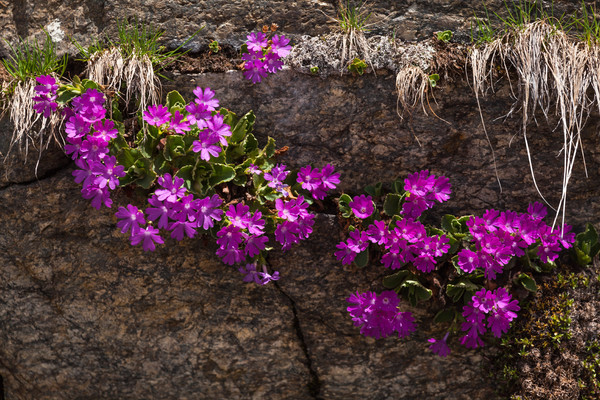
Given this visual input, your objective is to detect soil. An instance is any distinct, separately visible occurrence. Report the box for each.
[429,37,469,83]
[170,44,241,74]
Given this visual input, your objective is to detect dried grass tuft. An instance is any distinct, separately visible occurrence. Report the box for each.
[468,19,600,229]
[4,76,62,173]
[87,48,160,113]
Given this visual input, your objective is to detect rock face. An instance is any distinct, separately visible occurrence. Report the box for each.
[0,0,593,56]
[2,0,600,399]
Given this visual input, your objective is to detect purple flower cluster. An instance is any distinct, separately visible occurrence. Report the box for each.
[402,170,451,219]
[457,202,576,279]
[238,263,280,286]
[32,75,58,117]
[347,290,416,339]
[335,217,450,273]
[274,196,315,251]
[64,88,125,210]
[116,173,224,251]
[243,32,291,84]
[460,288,520,348]
[297,164,341,200]
[216,202,268,265]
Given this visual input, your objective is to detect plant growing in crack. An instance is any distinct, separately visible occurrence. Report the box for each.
[71,18,201,114]
[1,31,67,160]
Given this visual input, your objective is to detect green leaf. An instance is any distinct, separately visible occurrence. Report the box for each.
[434,308,456,324]
[392,178,404,194]
[229,111,256,144]
[516,273,537,293]
[111,100,123,122]
[176,165,194,189]
[383,270,412,289]
[163,135,185,161]
[402,280,432,305]
[383,193,402,216]
[338,194,353,218]
[81,79,100,90]
[136,166,157,189]
[354,247,369,268]
[116,148,141,170]
[441,214,458,233]
[166,90,186,112]
[364,182,382,197]
[243,132,259,155]
[209,164,236,187]
[262,137,276,158]
[55,88,80,104]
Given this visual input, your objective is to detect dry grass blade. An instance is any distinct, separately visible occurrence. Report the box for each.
[395,66,429,117]
[6,77,62,172]
[468,18,600,231]
[86,48,160,113]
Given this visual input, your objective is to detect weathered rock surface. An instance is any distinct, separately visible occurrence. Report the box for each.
[0,0,594,56]
[2,0,600,398]
[0,168,497,399]
[165,69,600,231]
[0,169,314,399]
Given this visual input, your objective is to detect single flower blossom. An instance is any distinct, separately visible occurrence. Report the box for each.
[143,104,171,126]
[349,194,374,219]
[131,225,164,251]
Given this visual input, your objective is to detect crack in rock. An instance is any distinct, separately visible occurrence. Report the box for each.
[273,280,322,400]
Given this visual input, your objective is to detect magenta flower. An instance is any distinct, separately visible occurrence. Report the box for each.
[155,173,186,203]
[366,220,389,245]
[79,137,109,161]
[193,87,219,111]
[242,50,263,64]
[205,114,232,146]
[239,263,262,284]
[275,220,301,251]
[169,220,198,241]
[226,203,251,229]
[34,75,58,95]
[347,229,369,253]
[258,265,280,285]
[428,333,451,357]
[131,226,164,251]
[143,104,170,126]
[185,102,211,129]
[216,245,245,265]
[264,52,284,73]
[91,156,125,190]
[216,225,245,250]
[192,132,221,161]
[457,249,480,273]
[297,165,322,192]
[81,184,112,209]
[319,164,340,190]
[169,110,191,134]
[248,164,262,175]
[115,204,146,234]
[243,60,268,84]
[195,195,223,230]
[270,34,292,57]
[335,242,357,265]
[245,234,268,258]
[92,119,118,142]
[246,32,268,52]
[146,195,172,229]
[347,290,415,339]
[349,194,374,219]
[33,94,58,118]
